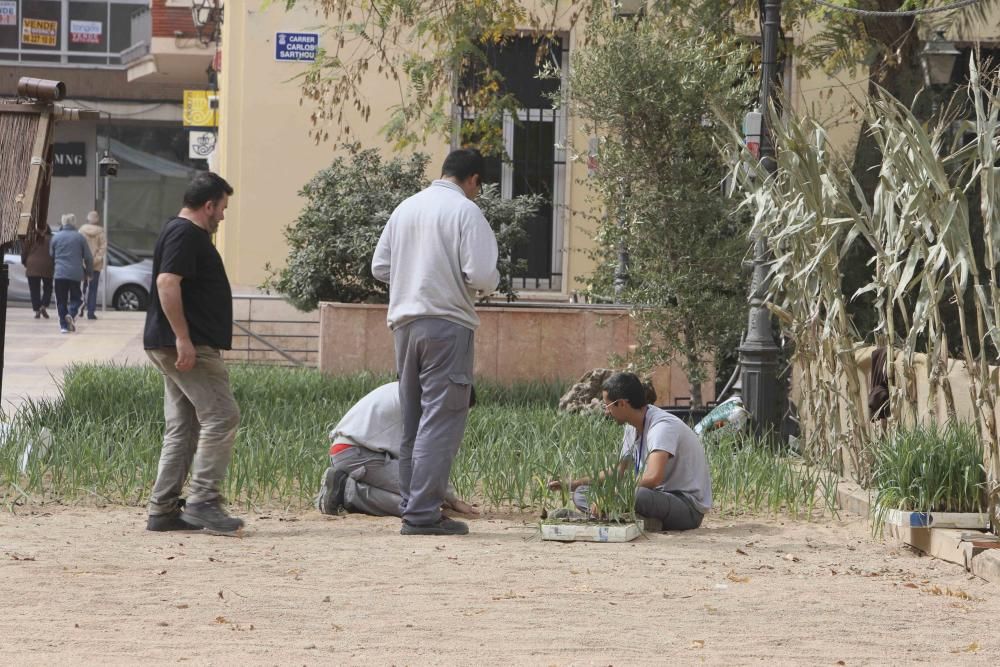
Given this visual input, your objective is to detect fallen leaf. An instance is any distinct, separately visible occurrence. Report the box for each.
[157,622,169,627]
[176,604,189,609]
[952,642,979,654]
[690,640,705,649]
[215,616,228,624]
[217,590,224,600]
[157,570,167,575]
[835,661,846,665]
[736,548,748,556]
[783,554,800,563]
[903,583,918,589]
[322,596,331,603]
[726,570,751,584]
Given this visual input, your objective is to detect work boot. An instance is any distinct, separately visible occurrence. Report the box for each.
[316,467,348,515]
[400,517,469,536]
[181,500,244,535]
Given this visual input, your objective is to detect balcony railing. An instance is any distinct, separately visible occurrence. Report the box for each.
[121,7,152,65]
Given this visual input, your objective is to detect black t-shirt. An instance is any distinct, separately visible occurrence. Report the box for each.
[143,217,233,350]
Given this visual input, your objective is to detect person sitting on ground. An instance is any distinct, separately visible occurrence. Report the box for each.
[316,382,479,518]
[547,372,712,531]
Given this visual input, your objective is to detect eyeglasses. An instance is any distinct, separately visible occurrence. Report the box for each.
[602,399,620,411]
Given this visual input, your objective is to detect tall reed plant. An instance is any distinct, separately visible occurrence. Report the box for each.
[725,54,1000,531]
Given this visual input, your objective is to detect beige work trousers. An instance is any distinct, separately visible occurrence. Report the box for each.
[146,346,240,515]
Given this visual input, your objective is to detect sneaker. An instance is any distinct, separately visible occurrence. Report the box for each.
[40,307,49,319]
[87,314,98,320]
[64,314,76,332]
[34,310,41,319]
[639,516,663,532]
[316,467,349,515]
[400,517,469,536]
[60,328,69,334]
[181,500,244,535]
[146,510,201,532]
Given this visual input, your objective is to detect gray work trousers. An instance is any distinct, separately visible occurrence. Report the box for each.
[393,318,474,526]
[573,485,704,531]
[331,446,402,517]
[147,347,240,515]
[330,446,458,517]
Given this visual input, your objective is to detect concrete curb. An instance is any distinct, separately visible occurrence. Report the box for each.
[834,477,1000,585]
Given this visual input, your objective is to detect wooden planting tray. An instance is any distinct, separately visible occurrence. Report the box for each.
[540,520,644,543]
[883,510,989,530]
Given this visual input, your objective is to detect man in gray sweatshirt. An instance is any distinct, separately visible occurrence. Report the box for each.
[49,213,93,333]
[371,148,499,536]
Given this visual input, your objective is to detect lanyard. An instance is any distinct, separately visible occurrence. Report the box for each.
[634,407,650,475]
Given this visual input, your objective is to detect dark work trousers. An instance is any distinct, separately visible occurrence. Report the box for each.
[27,276,53,312]
[53,278,82,329]
[573,485,705,531]
[393,318,474,526]
[82,269,100,317]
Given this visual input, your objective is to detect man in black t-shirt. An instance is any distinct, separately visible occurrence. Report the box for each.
[144,172,243,535]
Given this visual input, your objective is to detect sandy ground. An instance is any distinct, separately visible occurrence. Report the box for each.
[0,505,997,666]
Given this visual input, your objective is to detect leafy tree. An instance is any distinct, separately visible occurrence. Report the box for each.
[568,14,756,406]
[265,146,538,310]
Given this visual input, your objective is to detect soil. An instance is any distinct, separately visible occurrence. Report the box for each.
[1,505,998,665]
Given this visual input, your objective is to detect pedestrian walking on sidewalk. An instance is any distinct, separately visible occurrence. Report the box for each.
[371,148,499,536]
[144,172,243,536]
[78,210,107,320]
[21,225,54,319]
[49,214,92,333]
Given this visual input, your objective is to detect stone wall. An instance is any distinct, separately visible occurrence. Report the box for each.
[318,302,714,404]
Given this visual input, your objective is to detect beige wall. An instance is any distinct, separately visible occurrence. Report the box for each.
[217,2,598,293]
[217,3,447,290]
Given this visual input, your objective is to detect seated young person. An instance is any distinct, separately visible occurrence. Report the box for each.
[548,372,711,531]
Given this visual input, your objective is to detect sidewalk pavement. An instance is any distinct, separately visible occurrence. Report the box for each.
[1,303,147,414]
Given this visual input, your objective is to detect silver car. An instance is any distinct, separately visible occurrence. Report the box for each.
[3,241,153,311]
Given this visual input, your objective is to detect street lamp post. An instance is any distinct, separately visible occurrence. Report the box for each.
[920,30,960,117]
[97,148,118,312]
[739,0,783,438]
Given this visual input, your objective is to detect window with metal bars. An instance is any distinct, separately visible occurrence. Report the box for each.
[455,34,567,292]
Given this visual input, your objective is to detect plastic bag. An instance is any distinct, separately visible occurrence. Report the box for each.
[693,397,750,436]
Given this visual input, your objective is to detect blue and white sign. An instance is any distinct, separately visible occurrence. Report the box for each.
[275,32,319,62]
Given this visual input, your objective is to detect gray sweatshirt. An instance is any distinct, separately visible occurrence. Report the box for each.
[49,223,93,282]
[371,179,499,331]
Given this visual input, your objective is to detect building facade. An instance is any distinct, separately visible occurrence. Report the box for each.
[1,0,218,255]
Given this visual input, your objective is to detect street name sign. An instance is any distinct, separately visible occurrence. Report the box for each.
[275,32,318,62]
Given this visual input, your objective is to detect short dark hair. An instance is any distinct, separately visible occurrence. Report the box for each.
[602,372,649,410]
[183,172,233,209]
[441,148,484,181]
